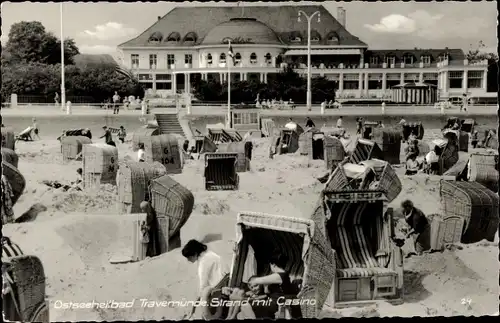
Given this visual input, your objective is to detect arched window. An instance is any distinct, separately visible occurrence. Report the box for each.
[220,53,226,64]
[207,53,213,65]
[235,53,242,64]
[166,32,181,42]
[148,32,163,43]
[250,53,257,64]
[183,32,198,43]
[265,53,272,64]
[326,31,339,44]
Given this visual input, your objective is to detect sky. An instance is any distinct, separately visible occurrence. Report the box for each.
[1,1,497,60]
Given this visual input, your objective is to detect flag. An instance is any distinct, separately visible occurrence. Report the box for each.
[227,41,236,66]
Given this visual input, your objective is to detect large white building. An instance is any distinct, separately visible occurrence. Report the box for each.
[117,4,494,102]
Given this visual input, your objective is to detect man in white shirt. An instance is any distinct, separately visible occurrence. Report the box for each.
[284,118,297,131]
[336,116,343,128]
[137,143,145,162]
[113,92,120,114]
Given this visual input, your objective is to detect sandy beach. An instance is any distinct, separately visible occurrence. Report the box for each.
[2,114,499,321]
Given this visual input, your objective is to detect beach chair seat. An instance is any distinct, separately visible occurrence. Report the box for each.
[336,267,396,278]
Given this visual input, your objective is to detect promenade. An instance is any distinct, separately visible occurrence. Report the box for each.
[1,104,497,117]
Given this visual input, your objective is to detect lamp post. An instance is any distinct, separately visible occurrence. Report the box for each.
[60,3,66,111]
[298,10,320,112]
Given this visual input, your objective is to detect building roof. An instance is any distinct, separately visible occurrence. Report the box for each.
[366,49,465,62]
[201,18,282,45]
[118,5,367,48]
[73,54,117,67]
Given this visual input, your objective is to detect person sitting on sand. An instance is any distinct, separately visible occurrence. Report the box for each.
[405,140,420,161]
[74,168,83,186]
[223,277,268,320]
[117,126,127,144]
[425,146,440,175]
[182,239,224,320]
[405,153,420,176]
[16,126,34,142]
[235,251,301,320]
[137,143,145,162]
[401,200,431,257]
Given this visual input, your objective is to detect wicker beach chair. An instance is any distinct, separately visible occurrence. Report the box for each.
[2,238,49,323]
[206,211,335,319]
[204,153,239,191]
[217,142,250,172]
[372,127,402,165]
[117,161,167,213]
[208,128,240,144]
[1,126,16,150]
[274,128,300,155]
[192,135,217,154]
[260,118,276,137]
[310,190,404,307]
[460,119,475,133]
[362,121,379,140]
[61,136,92,162]
[440,180,499,243]
[324,135,346,170]
[466,153,498,192]
[298,128,328,161]
[438,131,460,175]
[82,143,118,190]
[1,148,19,168]
[149,175,194,253]
[359,159,402,203]
[143,134,182,174]
[131,125,160,151]
[402,122,424,141]
[2,161,25,205]
[349,139,383,164]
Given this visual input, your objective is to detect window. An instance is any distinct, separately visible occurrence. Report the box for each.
[291,36,302,42]
[131,54,139,68]
[448,71,464,89]
[422,55,431,65]
[467,70,483,89]
[167,32,181,42]
[149,54,157,69]
[207,53,213,65]
[403,55,414,65]
[235,53,242,64]
[327,33,339,43]
[184,32,197,42]
[167,54,175,68]
[369,57,379,65]
[156,82,172,90]
[265,53,272,64]
[220,53,226,64]
[385,56,395,66]
[233,113,242,124]
[156,74,171,81]
[138,74,153,81]
[250,52,257,64]
[185,54,193,65]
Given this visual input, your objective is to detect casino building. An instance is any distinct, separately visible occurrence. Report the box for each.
[117,4,493,103]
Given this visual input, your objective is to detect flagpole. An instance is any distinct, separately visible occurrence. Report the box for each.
[60,2,66,111]
[227,40,231,128]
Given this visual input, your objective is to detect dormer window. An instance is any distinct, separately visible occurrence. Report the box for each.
[385,56,395,65]
[235,53,242,64]
[370,57,379,65]
[148,32,163,44]
[422,55,431,65]
[289,32,302,43]
[166,32,181,42]
[310,30,321,42]
[183,32,197,43]
[311,36,320,42]
[220,53,226,64]
[207,54,213,65]
[403,55,414,65]
[292,36,302,42]
[250,52,257,64]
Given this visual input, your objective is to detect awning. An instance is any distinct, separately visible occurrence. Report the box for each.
[284,48,361,56]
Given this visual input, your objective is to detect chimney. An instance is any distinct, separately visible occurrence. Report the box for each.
[337,7,346,28]
[157,16,161,21]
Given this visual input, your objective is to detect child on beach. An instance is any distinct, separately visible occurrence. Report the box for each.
[117,126,127,143]
[223,278,268,320]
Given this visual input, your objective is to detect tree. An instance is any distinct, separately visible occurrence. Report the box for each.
[4,21,79,66]
[192,67,337,103]
[466,41,499,93]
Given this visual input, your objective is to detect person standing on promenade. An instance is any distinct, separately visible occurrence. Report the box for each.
[112,92,121,114]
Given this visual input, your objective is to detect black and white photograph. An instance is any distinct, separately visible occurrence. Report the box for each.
[1,1,498,321]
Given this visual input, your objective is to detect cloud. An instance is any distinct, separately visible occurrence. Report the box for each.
[364,10,489,41]
[79,44,117,55]
[81,22,136,41]
[364,10,443,35]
